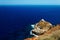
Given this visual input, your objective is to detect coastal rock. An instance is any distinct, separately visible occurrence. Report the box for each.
[24,19,60,40]
[30,19,53,37]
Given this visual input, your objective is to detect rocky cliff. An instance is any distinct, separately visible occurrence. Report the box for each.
[24,19,60,40]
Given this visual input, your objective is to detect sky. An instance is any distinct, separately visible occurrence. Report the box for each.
[0,0,60,5]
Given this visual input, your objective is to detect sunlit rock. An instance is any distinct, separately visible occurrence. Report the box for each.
[30,19,53,37]
[24,19,60,40]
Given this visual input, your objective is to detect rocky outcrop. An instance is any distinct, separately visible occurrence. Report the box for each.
[30,19,53,37]
[24,19,60,40]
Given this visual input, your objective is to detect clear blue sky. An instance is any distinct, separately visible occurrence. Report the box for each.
[0,0,60,5]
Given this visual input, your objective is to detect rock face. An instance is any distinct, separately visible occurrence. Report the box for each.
[30,19,53,37]
[24,19,60,40]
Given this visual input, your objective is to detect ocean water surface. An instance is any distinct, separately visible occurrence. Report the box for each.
[0,5,60,40]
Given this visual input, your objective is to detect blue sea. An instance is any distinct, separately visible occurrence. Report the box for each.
[0,5,60,40]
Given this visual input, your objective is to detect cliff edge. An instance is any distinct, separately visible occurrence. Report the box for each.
[24,19,60,40]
